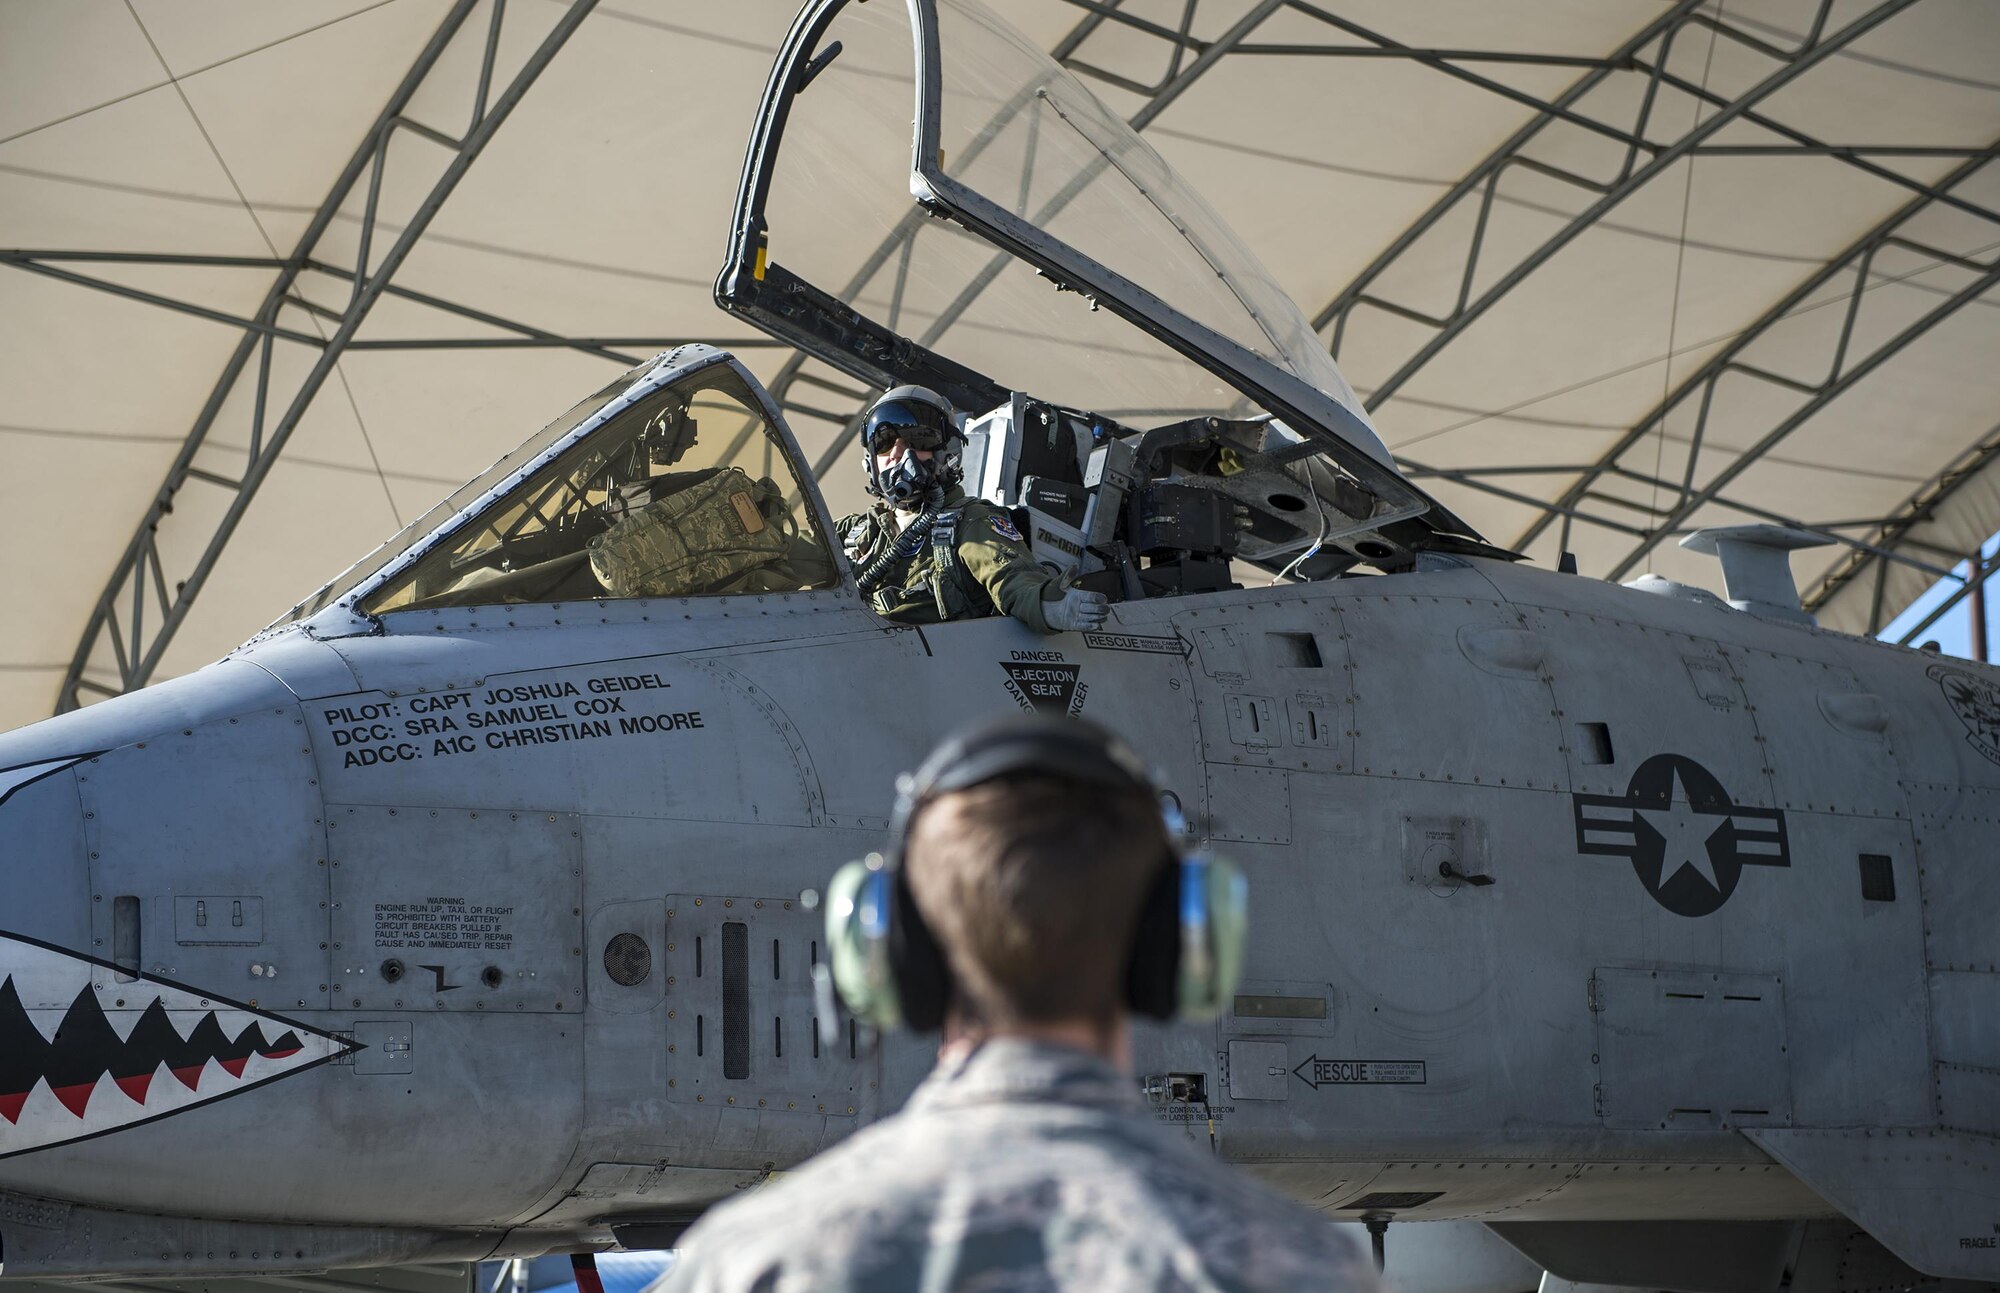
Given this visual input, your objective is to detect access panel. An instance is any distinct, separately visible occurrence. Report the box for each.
[662,894,871,1120]
[1593,967,1790,1131]
[327,805,583,1012]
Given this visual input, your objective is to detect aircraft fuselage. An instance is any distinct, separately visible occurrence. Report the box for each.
[2,555,1994,1278]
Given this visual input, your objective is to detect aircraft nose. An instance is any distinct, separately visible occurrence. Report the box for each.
[0,659,309,954]
[0,754,93,946]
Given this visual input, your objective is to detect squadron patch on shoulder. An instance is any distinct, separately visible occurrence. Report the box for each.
[988,515,1023,542]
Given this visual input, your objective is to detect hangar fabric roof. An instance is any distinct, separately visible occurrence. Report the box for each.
[3,0,1998,727]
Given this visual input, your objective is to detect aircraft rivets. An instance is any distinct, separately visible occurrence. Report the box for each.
[697,1095,704,1102]
[725,900,734,908]
[694,899,703,907]
[670,1079,677,1088]
[788,1102,796,1110]
[728,1097,736,1105]
[667,909,677,919]
[667,976,677,986]
[668,1010,676,1018]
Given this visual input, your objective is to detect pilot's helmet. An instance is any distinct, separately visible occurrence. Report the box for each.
[863,385,964,505]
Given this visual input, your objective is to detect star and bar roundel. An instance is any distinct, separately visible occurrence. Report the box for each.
[0,930,357,1160]
[1572,754,1791,918]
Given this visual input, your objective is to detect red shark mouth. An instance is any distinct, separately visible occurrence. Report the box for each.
[0,931,355,1158]
[0,978,309,1122]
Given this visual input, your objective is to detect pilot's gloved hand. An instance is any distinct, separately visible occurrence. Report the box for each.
[1044,586,1110,633]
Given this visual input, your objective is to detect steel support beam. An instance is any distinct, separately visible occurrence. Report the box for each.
[0,251,787,367]
[51,0,599,711]
[1895,547,2000,646]
[1598,255,2000,582]
[1315,0,1915,405]
[1803,421,2000,630]
[1487,135,2000,581]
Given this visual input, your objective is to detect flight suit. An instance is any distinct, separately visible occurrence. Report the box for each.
[837,487,1063,633]
[660,1038,1377,1293]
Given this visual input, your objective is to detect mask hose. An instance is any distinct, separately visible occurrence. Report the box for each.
[855,496,945,594]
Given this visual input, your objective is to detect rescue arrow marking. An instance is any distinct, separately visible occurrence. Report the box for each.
[1291,1056,1427,1088]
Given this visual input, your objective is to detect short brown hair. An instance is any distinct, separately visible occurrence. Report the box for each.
[904,774,1167,1027]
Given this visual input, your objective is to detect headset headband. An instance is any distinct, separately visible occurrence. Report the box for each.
[892,715,1154,844]
[825,714,1246,1033]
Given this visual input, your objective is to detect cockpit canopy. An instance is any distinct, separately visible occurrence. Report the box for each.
[276,347,838,627]
[717,0,1483,572]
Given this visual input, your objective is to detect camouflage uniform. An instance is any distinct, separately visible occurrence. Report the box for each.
[659,1039,1377,1293]
[838,488,1063,633]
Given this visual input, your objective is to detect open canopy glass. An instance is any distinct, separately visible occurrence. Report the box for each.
[718,0,1478,546]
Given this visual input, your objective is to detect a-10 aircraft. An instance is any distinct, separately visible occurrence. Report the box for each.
[2,1,1995,1290]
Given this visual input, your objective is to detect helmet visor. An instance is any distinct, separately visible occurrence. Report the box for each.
[865,396,956,454]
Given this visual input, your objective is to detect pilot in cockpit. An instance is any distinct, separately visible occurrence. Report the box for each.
[837,386,1109,635]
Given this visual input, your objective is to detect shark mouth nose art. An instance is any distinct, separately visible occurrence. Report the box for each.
[0,931,357,1159]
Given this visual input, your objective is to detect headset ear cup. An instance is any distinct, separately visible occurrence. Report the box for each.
[887,867,951,1032]
[1123,859,1182,1021]
[826,861,900,1029]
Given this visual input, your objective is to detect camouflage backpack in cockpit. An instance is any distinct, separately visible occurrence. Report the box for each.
[587,465,794,598]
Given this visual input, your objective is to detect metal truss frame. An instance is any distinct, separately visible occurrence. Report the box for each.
[1309,0,2000,396]
[0,250,787,365]
[1886,544,2000,647]
[1515,145,2000,584]
[10,0,620,710]
[1803,420,2000,636]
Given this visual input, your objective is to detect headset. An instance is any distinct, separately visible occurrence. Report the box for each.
[824,713,1247,1032]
